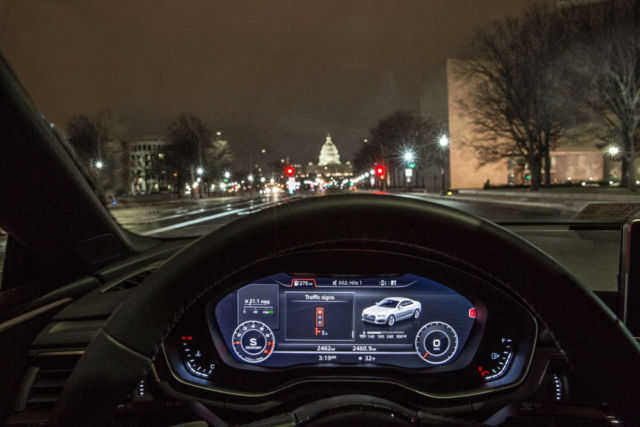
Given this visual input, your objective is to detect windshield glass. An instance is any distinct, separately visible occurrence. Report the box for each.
[2,0,640,237]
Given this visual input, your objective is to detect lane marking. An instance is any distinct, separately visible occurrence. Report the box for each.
[140,196,303,235]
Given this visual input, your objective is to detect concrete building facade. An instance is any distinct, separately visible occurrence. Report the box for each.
[128,137,171,194]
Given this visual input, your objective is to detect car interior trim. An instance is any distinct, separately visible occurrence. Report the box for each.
[0,298,72,333]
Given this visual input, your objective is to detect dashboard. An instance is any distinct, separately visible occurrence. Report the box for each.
[163,259,538,401]
[215,274,477,368]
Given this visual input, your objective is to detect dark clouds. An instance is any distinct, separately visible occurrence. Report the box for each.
[0,0,534,164]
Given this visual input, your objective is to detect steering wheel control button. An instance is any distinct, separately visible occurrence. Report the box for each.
[415,321,458,365]
[232,321,275,363]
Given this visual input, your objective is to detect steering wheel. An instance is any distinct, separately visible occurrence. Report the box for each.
[51,194,640,425]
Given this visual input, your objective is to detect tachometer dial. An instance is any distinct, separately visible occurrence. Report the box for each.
[232,320,276,364]
[415,321,459,365]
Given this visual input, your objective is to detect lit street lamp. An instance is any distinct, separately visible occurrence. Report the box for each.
[438,135,449,194]
[608,145,620,157]
[248,174,254,182]
[196,167,204,176]
[95,160,104,169]
[403,150,415,162]
[402,150,415,189]
[224,171,231,179]
[605,145,621,184]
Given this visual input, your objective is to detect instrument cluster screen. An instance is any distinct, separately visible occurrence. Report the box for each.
[214,274,477,368]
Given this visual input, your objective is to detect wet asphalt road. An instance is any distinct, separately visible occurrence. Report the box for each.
[110,191,574,238]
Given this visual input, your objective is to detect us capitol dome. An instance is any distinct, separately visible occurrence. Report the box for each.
[318,134,341,166]
[300,134,352,179]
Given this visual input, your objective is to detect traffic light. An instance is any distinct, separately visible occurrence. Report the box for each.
[285,165,296,177]
[375,165,385,180]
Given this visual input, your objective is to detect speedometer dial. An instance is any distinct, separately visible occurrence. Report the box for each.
[415,321,459,365]
[231,321,275,364]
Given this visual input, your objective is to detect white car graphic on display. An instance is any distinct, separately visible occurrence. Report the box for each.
[361,298,422,326]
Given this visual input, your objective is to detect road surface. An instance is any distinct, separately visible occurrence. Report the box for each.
[110,191,576,238]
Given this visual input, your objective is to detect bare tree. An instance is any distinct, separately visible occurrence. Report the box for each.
[354,110,441,189]
[561,1,640,190]
[204,139,235,179]
[66,112,127,196]
[166,113,211,195]
[458,3,568,190]
[66,114,101,165]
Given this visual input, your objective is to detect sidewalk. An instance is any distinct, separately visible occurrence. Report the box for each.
[387,187,640,216]
[455,188,640,212]
[397,189,578,212]
[460,188,640,201]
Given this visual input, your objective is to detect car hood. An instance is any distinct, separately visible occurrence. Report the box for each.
[362,306,394,315]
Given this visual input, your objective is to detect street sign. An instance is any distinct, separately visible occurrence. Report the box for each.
[404,168,413,177]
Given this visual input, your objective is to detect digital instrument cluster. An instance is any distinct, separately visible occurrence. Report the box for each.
[214,274,478,368]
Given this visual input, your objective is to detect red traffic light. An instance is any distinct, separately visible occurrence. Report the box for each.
[375,165,386,178]
[285,166,296,177]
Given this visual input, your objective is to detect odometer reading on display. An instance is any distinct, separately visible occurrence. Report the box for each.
[215,274,476,369]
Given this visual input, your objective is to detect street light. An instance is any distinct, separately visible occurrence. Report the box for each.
[224,171,231,179]
[402,150,415,190]
[248,174,254,182]
[196,167,204,176]
[95,160,104,169]
[439,135,449,148]
[608,145,620,157]
[438,135,449,194]
[403,150,415,162]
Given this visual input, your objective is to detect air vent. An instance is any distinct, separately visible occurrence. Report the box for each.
[15,352,81,416]
[106,269,153,292]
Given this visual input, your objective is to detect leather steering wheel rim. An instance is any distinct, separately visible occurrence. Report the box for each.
[51,194,640,425]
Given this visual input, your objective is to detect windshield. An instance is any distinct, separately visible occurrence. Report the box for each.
[2,0,640,237]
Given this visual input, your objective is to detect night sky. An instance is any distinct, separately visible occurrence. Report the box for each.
[0,0,534,165]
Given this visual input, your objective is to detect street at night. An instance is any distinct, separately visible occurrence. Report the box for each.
[112,191,578,238]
